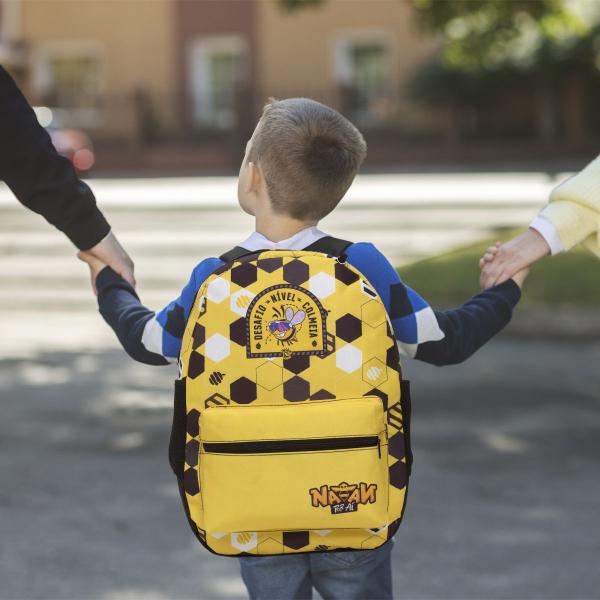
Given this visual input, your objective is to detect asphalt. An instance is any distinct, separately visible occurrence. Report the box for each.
[1,336,599,600]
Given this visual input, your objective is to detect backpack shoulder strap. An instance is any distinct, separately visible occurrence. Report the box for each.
[218,245,260,262]
[303,235,352,257]
[218,235,353,263]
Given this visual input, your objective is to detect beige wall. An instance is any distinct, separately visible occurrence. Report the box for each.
[257,0,440,130]
[20,0,176,136]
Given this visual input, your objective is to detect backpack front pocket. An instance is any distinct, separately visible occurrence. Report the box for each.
[198,396,389,534]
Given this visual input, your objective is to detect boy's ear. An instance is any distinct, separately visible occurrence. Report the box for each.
[247,161,264,194]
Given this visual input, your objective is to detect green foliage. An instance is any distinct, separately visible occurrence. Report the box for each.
[276,0,324,12]
[399,231,600,308]
[412,0,600,74]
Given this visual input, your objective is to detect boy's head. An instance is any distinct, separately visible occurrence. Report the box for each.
[238,97,367,222]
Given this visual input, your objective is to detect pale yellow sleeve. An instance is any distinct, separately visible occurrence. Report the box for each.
[540,153,600,253]
[538,201,597,251]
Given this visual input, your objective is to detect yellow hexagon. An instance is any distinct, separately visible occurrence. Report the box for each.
[361,300,387,328]
[362,357,388,387]
[256,360,283,390]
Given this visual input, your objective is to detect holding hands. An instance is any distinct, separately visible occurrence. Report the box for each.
[78,231,134,295]
[479,237,532,290]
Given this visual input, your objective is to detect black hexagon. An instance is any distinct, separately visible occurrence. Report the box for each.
[388,431,406,461]
[386,344,400,371]
[282,530,309,550]
[389,460,408,490]
[283,355,310,374]
[188,351,205,379]
[310,388,335,401]
[230,376,257,404]
[283,375,310,402]
[185,439,200,467]
[186,409,200,437]
[257,256,283,273]
[192,323,205,349]
[230,317,247,346]
[335,262,360,285]
[231,262,258,288]
[336,313,362,343]
[183,467,200,496]
[283,259,309,285]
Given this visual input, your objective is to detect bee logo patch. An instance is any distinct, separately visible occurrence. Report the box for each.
[246,284,328,358]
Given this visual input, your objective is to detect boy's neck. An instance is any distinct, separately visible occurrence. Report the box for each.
[254,213,319,243]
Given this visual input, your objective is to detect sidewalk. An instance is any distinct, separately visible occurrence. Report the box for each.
[0,171,572,208]
[2,338,599,599]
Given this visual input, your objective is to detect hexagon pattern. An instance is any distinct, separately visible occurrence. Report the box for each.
[256,361,284,390]
[335,344,362,373]
[230,289,255,317]
[229,317,247,346]
[336,313,362,343]
[362,357,387,387]
[283,375,310,402]
[308,271,336,299]
[230,376,257,404]
[180,250,407,556]
[206,277,230,304]
[205,333,230,362]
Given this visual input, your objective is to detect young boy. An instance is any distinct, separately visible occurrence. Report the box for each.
[79,97,528,600]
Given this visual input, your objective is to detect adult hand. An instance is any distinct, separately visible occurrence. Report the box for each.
[86,231,135,289]
[479,228,550,289]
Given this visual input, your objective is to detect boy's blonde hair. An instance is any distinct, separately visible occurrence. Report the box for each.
[247,97,367,220]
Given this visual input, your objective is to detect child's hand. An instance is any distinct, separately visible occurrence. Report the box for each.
[77,250,108,296]
[479,242,529,289]
[510,266,530,290]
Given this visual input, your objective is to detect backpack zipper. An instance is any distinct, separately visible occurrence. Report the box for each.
[203,435,381,456]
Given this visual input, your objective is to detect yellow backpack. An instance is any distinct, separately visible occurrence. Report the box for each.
[169,236,412,556]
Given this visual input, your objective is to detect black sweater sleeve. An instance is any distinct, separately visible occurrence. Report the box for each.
[0,65,110,250]
[96,267,169,366]
[415,279,521,366]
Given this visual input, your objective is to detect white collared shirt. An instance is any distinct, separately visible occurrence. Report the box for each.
[238,225,329,251]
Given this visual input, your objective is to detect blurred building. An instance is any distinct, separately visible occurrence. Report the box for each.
[1,0,597,171]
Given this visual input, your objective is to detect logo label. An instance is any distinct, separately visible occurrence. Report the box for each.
[246,284,328,358]
[309,481,378,514]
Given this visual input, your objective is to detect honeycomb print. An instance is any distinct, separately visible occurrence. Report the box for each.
[178,250,409,555]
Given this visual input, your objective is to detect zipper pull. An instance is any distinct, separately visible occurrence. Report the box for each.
[377,436,381,459]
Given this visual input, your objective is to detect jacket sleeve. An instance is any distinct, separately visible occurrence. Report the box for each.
[0,65,110,250]
[539,152,600,252]
[95,258,223,365]
[345,242,521,366]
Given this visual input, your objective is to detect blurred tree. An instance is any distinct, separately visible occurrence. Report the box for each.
[276,0,324,12]
[411,0,600,145]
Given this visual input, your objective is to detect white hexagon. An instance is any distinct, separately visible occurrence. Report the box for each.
[205,333,230,362]
[315,529,332,537]
[309,271,336,299]
[207,277,230,304]
[230,289,255,317]
[231,531,257,552]
[336,344,362,373]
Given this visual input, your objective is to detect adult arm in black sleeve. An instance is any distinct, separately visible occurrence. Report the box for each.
[0,65,110,250]
[415,279,521,366]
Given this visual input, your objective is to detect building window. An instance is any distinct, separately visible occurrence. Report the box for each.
[34,42,103,127]
[333,33,391,126]
[188,35,248,130]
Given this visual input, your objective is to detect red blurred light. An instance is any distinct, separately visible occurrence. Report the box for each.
[73,148,95,171]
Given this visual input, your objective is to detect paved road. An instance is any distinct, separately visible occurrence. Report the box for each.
[4,172,598,599]
[1,339,599,599]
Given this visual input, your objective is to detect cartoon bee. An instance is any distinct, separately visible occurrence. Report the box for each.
[268,307,306,344]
